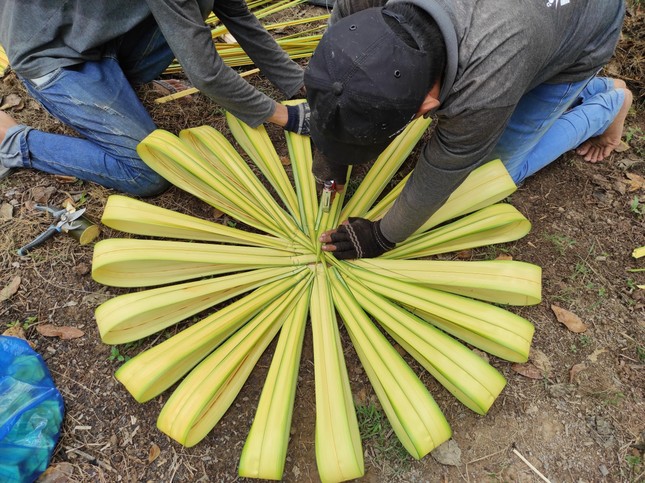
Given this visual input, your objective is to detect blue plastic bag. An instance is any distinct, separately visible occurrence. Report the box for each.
[0,336,65,483]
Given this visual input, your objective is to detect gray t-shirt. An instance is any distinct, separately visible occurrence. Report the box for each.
[0,0,304,127]
[330,0,625,242]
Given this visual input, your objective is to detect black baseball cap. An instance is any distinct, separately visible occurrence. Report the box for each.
[305,7,433,166]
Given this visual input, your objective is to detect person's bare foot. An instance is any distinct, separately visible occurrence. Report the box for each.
[0,110,18,178]
[0,109,18,143]
[575,79,633,163]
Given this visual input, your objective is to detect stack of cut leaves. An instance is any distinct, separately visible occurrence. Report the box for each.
[163,0,327,77]
[0,44,9,77]
[92,106,541,482]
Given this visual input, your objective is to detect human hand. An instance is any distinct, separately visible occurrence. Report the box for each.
[319,218,395,259]
[284,102,310,135]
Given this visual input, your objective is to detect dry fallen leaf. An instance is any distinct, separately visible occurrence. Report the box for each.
[3,325,27,339]
[38,462,75,483]
[0,276,21,302]
[495,253,513,261]
[529,348,553,377]
[587,348,607,363]
[625,172,645,192]
[613,180,627,195]
[614,140,631,153]
[569,363,587,383]
[31,186,56,204]
[511,362,543,380]
[54,175,78,184]
[551,304,588,333]
[37,324,84,340]
[148,443,161,463]
[0,93,24,111]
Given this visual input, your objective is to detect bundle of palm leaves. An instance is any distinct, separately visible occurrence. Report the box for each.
[92,108,540,482]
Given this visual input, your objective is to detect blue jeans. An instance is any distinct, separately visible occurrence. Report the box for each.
[0,16,173,196]
[491,77,625,184]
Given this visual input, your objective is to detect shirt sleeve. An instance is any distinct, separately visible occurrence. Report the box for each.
[380,105,515,243]
[145,0,302,127]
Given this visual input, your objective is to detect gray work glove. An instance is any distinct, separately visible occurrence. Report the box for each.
[322,218,395,259]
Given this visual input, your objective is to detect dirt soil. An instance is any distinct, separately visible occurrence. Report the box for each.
[1,6,644,483]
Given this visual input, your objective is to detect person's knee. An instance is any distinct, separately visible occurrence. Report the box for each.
[613,78,627,90]
[133,177,171,197]
[122,172,171,197]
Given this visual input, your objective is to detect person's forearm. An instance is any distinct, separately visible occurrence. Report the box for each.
[380,151,475,243]
[146,0,278,126]
[213,0,304,98]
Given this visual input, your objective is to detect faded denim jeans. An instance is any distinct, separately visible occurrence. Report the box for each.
[491,76,625,184]
[0,16,173,196]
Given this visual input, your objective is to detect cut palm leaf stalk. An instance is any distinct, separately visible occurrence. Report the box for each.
[634,247,645,289]
[383,204,531,260]
[164,35,322,74]
[346,259,542,306]
[178,125,311,250]
[92,238,315,287]
[209,10,328,40]
[340,117,432,220]
[116,272,308,403]
[96,267,298,344]
[341,273,506,415]
[95,95,543,479]
[365,160,517,231]
[417,159,517,232]
[137,130,289,238]
[226,113,299,222]
[329,269,451,458]
[283,102,317,236]
[239,284,311,480]
[352,270,534,362]
[101,195,295,250]
[158,277,312,448]
[310,265,363,483]
[203,0,309,40]
[0,44,8,76]
[155,68,259,104]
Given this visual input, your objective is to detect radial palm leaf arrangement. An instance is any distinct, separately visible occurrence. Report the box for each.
[92,103,541,482]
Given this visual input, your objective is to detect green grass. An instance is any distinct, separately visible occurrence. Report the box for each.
[355,402,411,474]
[544,233,576,256]
[6,315,38,330]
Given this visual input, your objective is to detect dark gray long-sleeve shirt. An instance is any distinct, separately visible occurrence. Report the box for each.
[0,0,304,126]
[331,0,625,242]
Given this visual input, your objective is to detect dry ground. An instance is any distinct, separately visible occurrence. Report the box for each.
[1,5,644,483]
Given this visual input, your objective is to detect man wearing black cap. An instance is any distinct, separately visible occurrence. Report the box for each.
[306,0,631,259]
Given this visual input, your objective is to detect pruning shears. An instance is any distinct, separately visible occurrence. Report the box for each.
[17,205,87,256]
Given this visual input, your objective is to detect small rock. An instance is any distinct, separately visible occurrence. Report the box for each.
[0,202,13,220]
[431,439,462,466]
[599,464,609,477]
[75,263,91,276]
[547,383,574,398]
[525,405,539,415]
